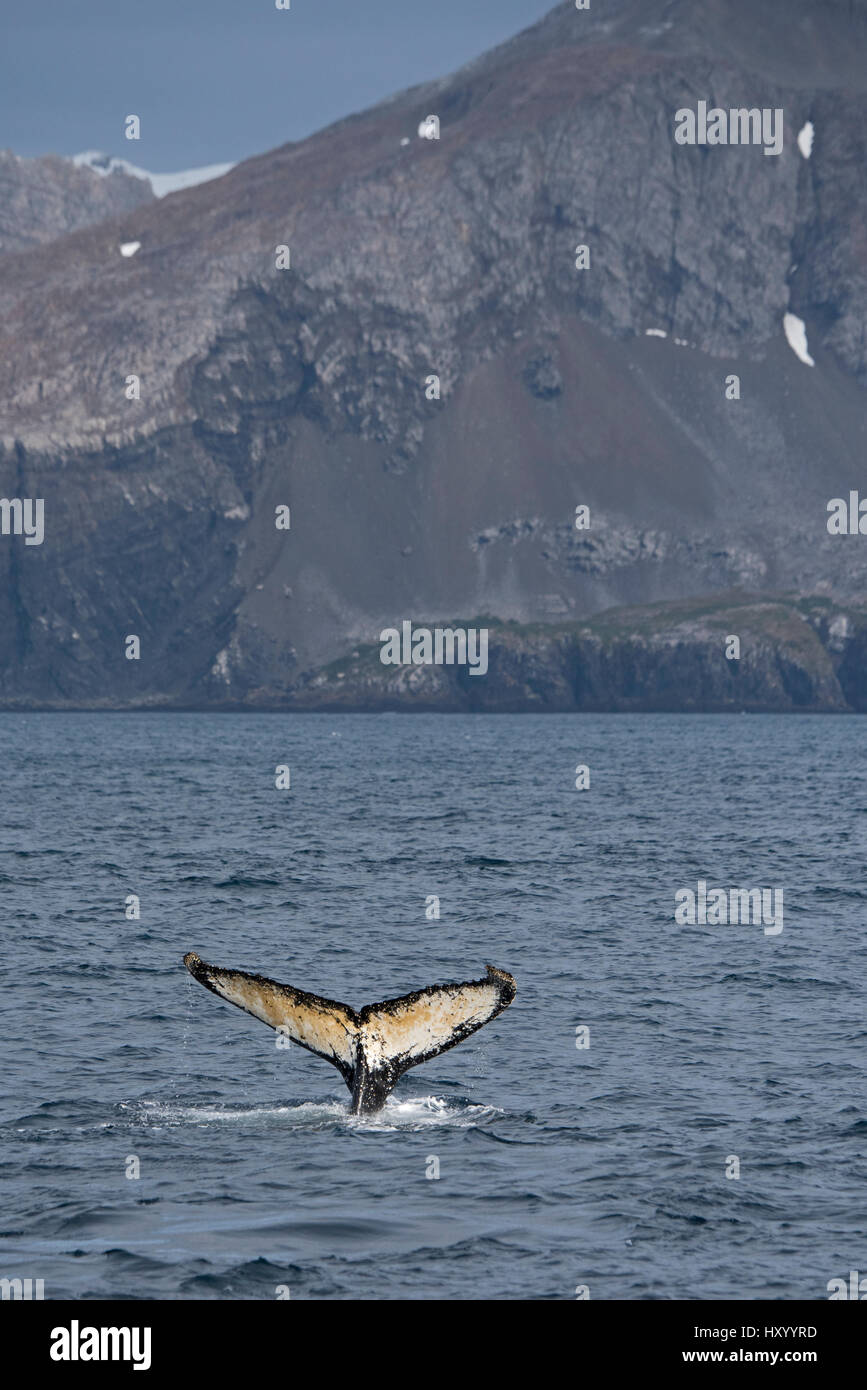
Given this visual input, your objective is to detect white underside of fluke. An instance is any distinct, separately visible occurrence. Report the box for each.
[183,954,516,1095]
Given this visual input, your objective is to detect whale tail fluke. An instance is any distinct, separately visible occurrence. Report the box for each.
[183,951,359,1083]
[183,953,516,1114]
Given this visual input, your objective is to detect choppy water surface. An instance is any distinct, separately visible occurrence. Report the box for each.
[1,713,865,1299]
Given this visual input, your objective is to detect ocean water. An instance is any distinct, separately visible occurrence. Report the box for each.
[1,711,865,1301]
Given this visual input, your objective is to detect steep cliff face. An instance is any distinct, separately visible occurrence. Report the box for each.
[0,151,153,253]
[1,1,866,708]
[273,595,867,715]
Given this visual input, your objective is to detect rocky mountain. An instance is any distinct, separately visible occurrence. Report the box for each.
[0,150,153,253]
[1,0,866,709]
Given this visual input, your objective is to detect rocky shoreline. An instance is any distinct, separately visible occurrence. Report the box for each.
[2,592,865,714]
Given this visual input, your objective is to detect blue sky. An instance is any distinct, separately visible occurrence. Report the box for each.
[1,0,557,170]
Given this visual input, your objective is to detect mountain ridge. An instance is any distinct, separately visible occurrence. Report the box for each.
[0,0,865,708]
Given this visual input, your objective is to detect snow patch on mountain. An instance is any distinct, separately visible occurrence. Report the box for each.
[72,150,233,198]
[783,312,815,366]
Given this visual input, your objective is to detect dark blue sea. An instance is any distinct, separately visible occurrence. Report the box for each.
[1,713,865,1300]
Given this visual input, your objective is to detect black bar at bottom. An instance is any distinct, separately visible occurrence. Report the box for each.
[5,1297,863,1374]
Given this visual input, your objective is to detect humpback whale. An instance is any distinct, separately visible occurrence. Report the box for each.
[183,953,516,1114]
